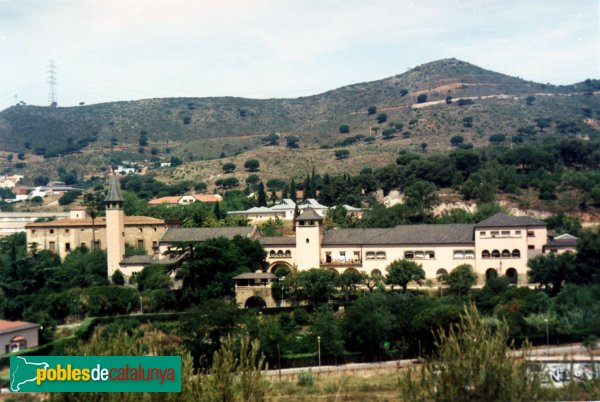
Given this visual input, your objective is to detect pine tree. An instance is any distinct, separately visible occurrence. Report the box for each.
[257,182,267,207]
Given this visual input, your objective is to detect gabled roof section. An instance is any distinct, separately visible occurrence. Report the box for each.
[299,199,327,209]
[554,233,577,240]
[233,272,277,280]
[161,226,257,243]
[368,224,475,245]
[475,213,546,228]
[105,175,124,203]
[259,236,296,245]
[322,229,390,245]
[295,207,323,222]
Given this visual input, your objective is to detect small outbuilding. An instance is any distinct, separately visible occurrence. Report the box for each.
[0,320,39,354]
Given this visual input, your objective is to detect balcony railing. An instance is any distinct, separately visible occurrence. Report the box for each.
[320,259,362,267]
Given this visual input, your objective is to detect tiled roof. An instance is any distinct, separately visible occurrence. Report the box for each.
[193,194,222,203]
[322,224,475,245]
[26,216,165,228]
[545,233,578,248]
[148,196,181,205]
[105,175,124,203]
[295,207,323,222]
[161,226,256,243]
[259,236,296,245]
[120,255,179,265]
[233,272,278,280]
[0,320,38,335]
[475,213,547,228]
[322,229,389,245]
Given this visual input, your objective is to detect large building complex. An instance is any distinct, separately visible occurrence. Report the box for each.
[25,176,577,303]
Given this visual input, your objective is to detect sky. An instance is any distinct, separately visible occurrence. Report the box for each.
[0,0,598,110]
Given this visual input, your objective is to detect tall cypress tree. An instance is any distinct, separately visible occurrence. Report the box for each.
[213,202,222,220]
[290,179,297,202]
[258,182,267,207]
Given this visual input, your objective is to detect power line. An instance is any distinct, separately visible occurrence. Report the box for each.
[47,59,58,106]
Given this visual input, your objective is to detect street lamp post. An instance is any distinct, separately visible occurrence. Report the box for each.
[317,336,321,368]
[545,318,549,356]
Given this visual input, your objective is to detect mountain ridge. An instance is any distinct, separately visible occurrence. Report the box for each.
[0,58,597,160]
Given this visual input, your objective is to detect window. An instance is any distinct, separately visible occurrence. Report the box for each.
[501,249,510,258]
[426,251,435,259]
[511,249,520,258]
[269,250,276,257]
[482,250,490,258]
[404,251,414,259]
[339,252,346,260]
[366,252,375,260]
[65,243,71,252]
[153,227,157,232]
[137,239,144,249]
[49,241,56,252]
[65,229,70,234]
[415,251,424,259]
[354,251,360,259]
[491,250,500,258]
[527,231,535,237]
[139,227,143,232]
[49,229,54,234]
[515,230,521,235]
[501,231,510,236]
[436,268,448,278]
[277,250,284,257]
[453,250,464,259]
[480,231,486,236]
[325,252,332,263]
[32,229,36,234]
[376,251,386,260]
[81,243,85,248]
[285,250,291,258]
[93,240,101,249]
[371,269,382,276]
[306,238,309,243]
[491,231,499,237]
[528,245,534,250]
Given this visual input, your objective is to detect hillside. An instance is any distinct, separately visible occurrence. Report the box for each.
[1,58,598,163]
[0,59,600,187]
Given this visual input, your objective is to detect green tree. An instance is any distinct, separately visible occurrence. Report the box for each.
[297,268,338,304]
[310,305,345,357]
[261,133,279,145]
[489,133,506,144]
[367,105,377,115]
[244,159,260,172]
[399,304,542,401]
[111,269,125,285]
[400,89,409,96]
[526,95,536,106]
[286,135,300,148]
[417,94,428,103]
[339,125,350,134]
[385,259,425,291]
[343,292,394,356]
[257,182,267,207]
[376,113,388,124]
[222,162,236,173]
[441,264,477,295]
[404,181,437,216]
[58,191,80,206]
[334,149,350,160]
[450,135,464,146]
[528,252,576,295]
[462,116,473,127]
